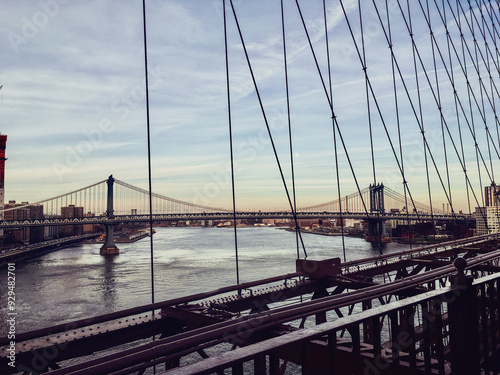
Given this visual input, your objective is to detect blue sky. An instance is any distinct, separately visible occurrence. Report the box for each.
[1,0,498,212]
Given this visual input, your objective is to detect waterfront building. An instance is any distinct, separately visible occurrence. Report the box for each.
[485,182,500,207]
[44,214,60,240]
[4,200,31,244]
[29,204,44,243]
[61,205,84,236]
[475,206,500,234]
[83,211,96,233]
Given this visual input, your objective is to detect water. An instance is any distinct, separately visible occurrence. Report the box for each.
[0,227,408,336]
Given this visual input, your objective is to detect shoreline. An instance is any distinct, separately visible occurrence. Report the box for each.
[0,233,100,265]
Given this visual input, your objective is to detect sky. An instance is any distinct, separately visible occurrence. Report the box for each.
[1,0,499,213]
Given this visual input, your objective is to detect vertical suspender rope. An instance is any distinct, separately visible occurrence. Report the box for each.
[456,0,486,206]
[141,0,155,307]
[141,0,156,372]
[223,0,240,285]
[359,0,377,188]
[469,0,496,184]
[442,0,473,214]
[358,0,386,247]
[297,0,373,230]
[323,0,347,262]
[407,0,435,222]
[280,0,300,260]
[379,0,489,230]
[385,0,413,248]
[479,0,500,152]
[424,0,453,208]
[229,0,308,258]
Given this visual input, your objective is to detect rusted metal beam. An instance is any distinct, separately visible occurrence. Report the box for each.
[4,241,500,374]
[39,253,500,375]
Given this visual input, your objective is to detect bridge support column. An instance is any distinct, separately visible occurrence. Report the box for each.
[100,175,119,255]
[366,183,389,243]
[368,220,387,238]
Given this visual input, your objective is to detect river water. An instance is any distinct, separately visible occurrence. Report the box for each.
[0,227,409,336]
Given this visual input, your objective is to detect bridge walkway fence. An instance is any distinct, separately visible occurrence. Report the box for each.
[1,234,494,346]
[1,236,500,374]
[26,248,500,375]
[164,261,500,375]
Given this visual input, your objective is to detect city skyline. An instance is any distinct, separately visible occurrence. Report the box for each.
[1,1,498,213]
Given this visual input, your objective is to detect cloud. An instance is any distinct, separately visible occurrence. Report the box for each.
[0,0,497,214]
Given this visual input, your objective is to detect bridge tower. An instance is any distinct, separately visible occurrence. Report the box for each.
[367,183,388,242]
[100,175,119,255]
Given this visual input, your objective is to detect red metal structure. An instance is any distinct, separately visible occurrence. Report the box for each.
[0,134,7,190]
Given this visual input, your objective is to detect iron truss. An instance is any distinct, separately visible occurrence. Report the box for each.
[0,210,469,228]
[2,234,500,374]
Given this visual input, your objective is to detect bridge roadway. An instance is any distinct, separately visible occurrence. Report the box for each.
[1,233,500,374]
[0,210,469,228]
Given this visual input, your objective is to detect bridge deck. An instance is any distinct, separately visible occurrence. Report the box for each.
[0,210,469,228]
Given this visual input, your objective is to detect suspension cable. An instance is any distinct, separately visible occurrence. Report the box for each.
[223,0,240,285]
[441,0,472,214]
[385,0,413,248]
[141,0,155,308]
[469,0,496,183]
[294,0,377,233]
[380,0,492,230]
[280,0,300,260]
[339,0,427,227]
[406,0,435,224]
[323,0,347,262]
[228,0,308,257]
[454,0,486,206]
[424,0,453,208]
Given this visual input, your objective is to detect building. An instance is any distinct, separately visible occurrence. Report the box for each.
[29,204,44,243]
[3,200,44,244]
[475,206,500,235]
[83,211,97,234]
[44,214,60,240]
[60,205,84,236]
[485,182,500,207]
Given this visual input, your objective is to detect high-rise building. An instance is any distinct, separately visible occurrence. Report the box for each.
[485,182,500,207]
[475,206,500,234]
[476,183,500,235]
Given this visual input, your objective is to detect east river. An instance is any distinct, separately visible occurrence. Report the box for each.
[0,227,410,336]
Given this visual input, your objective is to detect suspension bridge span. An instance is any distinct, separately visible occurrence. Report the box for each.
[0,175,469,255]
[0,176,468,227]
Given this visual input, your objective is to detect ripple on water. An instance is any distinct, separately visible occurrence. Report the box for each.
[0,227,409,334]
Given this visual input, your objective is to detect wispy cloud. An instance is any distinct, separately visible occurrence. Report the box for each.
[0,1,496,212]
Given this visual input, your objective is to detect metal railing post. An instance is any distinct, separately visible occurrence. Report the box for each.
[448,257,480,375]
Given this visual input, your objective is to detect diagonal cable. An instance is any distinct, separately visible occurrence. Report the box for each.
[228,0,308,258]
